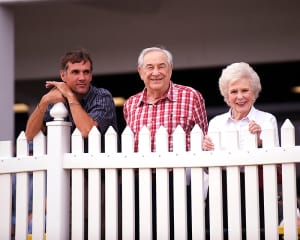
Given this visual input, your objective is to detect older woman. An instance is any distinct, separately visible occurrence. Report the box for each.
[203,62,280,236]
[203,62,279,150]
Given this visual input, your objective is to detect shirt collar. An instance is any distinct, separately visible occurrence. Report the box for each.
[137,81,175,106]
[227,106,256,122]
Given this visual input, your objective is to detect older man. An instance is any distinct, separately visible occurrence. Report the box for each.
[124,46,208,151]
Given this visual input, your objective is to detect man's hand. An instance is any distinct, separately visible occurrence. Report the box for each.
[45,81,75,100]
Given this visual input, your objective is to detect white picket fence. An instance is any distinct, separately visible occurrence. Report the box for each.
[0,102,300,240]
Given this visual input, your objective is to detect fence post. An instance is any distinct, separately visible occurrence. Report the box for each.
[46,102,72,240]
[0,141,13,239]
[280,119,298,240]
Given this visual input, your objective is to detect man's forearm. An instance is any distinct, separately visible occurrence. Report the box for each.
[25,104,46,141]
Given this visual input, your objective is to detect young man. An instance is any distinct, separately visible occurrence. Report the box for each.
[25,48,117,140]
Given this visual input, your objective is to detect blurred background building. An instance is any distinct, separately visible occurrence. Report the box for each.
[0,0,299,143]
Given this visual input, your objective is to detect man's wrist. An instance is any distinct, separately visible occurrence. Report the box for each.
[68,101,80,106]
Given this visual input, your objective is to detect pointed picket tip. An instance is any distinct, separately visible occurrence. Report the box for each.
[173,125,185,135]
[191,124,204,152]
[155,126,168,153]
[72,128,82,137]
[157,125,168,135]
[281,118,294,129]
[139,125,150,135]
[105,126,118,135]
[138,126,151,153]
[16,131,29,156]
[191,124,203,135]
[173,125,186,152]
[121,126,134,153]
[17,131,26,141]
[88,126,100,137]
[34,130,46,140]
[281,118,295,147]
[33,131,46,155]
[122,126,134,136]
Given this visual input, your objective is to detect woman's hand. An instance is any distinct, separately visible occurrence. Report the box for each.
[248,120,262,146]
[202,135,214,151]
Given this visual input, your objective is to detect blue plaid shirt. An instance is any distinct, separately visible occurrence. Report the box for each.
[44,85,118,134]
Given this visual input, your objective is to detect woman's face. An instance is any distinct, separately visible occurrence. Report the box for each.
[227,77,255,120]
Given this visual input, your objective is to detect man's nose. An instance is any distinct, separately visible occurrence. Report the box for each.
[78,72,86,79]
[152,67,160,75]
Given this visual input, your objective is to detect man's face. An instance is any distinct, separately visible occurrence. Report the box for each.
[60,61,92,96]
[138,51,172,93]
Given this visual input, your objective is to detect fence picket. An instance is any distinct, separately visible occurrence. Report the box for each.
[15,131,30,240]
[138,126,152,240]
[261,126,279,240]
[173,126,187,240]
[281,119,298,240]
[88,126,101,239]
[155,126,170,240]
[1,114,300,240]
[32,131,46,240]
[121,126,135,240]
[71,128,85,240]
[105,127,119,240]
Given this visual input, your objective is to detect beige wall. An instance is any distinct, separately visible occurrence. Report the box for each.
[10,0,300,80]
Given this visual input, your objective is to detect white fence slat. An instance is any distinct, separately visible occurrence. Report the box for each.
[261,127,276,148]
[155,126,170,240]
[226,166,242,240]
[71,129,85,240]
[173,125,186,152]
[139,168,153,240]
[209,167,224,240]
[173,126,187,240]
[32,131,46,240]
[281,119,295,147]
[0,141,13,239]
[32,172,46,240]
[15,132,29,240]
[156,168,170,240]
[281,163,298,240]
[138,127,152,240]
[208,130,221,150]
[261,126,278,240]
[88,127,101,239]
[244,165,260,240]
[190,124,204,152]
[105,168,119,240]
[173,168,187,240]
[121,127,135,240]
[263,164,279,240]
[223,129,239,150]
[105,128,119,240]
[15,172,30,239]
[191,168,206,240]
[0,173,12,239]
[121,169,135,239]
[280,118,298,240]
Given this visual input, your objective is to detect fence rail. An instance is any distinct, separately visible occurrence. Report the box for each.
[0,103,299,240]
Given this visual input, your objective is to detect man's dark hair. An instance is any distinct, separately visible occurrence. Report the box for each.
[60,48,93,71]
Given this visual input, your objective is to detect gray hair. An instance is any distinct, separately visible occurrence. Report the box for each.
[219,62,262,104]
[137,46,173,67]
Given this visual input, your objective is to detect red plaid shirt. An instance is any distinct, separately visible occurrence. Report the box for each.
[123,81,208,152]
